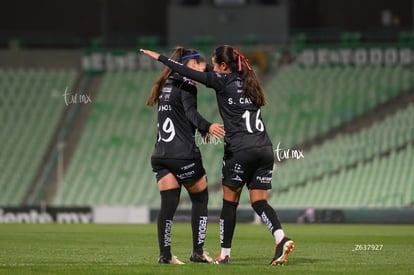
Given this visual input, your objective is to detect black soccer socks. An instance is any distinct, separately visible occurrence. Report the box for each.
[219,199,239,248]
[189,188,209,254]
[252,199,282,234]
[158,188,181,258]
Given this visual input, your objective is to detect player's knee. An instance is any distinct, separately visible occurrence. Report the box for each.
[189,188,209,205]
[160,188,181,210]
[251,199,267,216]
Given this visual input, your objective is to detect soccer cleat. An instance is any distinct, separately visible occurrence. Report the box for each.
[189,251,213,263]
[158,255,185,264]
[270,237,295,266]
[213,255,231,264]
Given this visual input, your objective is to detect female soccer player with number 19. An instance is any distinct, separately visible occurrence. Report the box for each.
[141,45,294,266]
[146,47,225,265]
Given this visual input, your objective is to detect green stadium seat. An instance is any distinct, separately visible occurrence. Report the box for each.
[0,69,78,205]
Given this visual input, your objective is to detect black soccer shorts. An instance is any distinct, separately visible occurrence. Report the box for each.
[222,146,274,190]
[151,157,206,184]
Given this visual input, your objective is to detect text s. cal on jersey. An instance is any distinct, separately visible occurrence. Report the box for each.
[227,97,253,105]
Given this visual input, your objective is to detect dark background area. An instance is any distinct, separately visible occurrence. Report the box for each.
[0,0,412,46]
[0,0,168,37]
[290,0,411,31]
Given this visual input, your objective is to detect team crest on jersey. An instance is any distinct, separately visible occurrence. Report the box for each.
[160,87,172,101]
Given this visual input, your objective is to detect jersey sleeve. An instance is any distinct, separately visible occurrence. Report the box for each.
[180,88,211,135]
[158,55,223,90]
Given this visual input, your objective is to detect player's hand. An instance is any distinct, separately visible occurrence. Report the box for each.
[209,123,225,139]
[140,49,160,60]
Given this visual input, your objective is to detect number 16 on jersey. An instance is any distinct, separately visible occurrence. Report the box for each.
[242,110,264,133]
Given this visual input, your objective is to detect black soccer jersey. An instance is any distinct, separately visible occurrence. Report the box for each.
[158,55,272,153]
[151,73,212,159]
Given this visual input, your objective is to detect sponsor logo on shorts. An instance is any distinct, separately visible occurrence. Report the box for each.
[181,162,195,171]
[256,176,272,184]
[176,170,195,179]
[232,175,243,182]
[231,163,244,174]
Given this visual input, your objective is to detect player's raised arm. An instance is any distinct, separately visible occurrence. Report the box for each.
[140,48,219,89]
[140,49,160,60]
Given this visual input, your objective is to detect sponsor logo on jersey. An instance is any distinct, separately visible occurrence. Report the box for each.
[167,58,184,66]
[160,87,172,101]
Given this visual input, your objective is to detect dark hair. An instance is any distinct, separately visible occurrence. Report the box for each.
[213,45,266,106]
[146,46,205,106]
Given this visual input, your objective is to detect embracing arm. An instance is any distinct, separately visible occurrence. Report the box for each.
[140,49,220,90]
[181,91,225,139]
[181,90,211,134]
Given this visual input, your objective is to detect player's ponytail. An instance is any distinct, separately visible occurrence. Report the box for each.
[146,47,204,106]
[146,47,183,106]
[214,45,266,107]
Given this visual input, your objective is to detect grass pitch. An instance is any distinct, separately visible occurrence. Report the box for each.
[0,223,413,274]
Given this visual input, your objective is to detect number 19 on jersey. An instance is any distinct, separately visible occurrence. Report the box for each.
[157,117,176,142]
